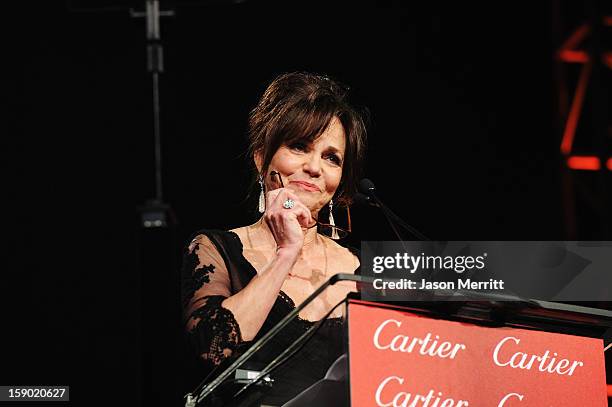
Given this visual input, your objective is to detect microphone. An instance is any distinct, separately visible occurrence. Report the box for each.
[358,178,377,197]
[353,192,379,208]
[357,178,429,241]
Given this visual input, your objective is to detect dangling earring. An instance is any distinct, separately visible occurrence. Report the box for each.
[258,175,265,213]
[329,199,339,239]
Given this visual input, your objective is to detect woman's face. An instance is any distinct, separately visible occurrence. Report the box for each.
[262,117,346,217]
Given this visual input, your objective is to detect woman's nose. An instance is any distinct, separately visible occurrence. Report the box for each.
[303,153,322,176]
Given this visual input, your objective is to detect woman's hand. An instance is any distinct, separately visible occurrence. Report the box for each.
[264,188,313,255]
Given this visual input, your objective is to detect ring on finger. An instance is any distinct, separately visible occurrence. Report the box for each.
[282,199,295,209]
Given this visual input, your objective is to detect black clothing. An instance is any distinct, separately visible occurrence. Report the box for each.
[180,229,357,406]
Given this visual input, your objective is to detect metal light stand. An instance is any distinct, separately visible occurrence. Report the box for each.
[132,0,176,228]
[130,3,182,407]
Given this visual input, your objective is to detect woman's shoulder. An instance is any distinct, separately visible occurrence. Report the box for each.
[186,228,242,253]
[227,225,249,244]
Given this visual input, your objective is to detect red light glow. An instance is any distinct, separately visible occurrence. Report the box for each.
[566,156,601,171]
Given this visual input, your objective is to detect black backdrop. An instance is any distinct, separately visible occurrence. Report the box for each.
[4,1,609,406]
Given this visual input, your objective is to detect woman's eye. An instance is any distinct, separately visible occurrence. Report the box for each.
[326,154,342,166]
[288,142,307,152]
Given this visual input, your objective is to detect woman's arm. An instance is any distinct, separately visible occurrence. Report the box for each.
[220,247,297,341]
[182,234,299,366]
[222,187,312,340]
[182,189,310,365]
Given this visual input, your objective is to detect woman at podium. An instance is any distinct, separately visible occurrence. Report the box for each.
[180,72,367,406]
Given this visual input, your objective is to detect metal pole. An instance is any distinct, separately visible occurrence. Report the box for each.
[146,0,164,203]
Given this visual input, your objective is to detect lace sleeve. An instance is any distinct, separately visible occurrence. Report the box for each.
[181,233,245,367]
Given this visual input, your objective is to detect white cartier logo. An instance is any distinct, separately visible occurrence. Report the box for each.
[492,336,584,376]
[373,319,466,359]
[375,375,469,407]
[367,319,590,406]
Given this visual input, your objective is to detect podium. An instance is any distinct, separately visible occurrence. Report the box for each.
[347,298,609,406]
[185,274,612,406]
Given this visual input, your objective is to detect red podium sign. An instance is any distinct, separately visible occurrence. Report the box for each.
[348,300,607,406]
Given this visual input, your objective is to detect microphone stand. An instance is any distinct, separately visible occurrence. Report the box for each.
[371,194,430,241]
[355,182,430,241]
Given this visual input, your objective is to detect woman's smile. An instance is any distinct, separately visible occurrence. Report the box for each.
[289,180,321,192]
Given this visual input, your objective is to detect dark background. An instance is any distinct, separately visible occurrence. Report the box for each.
[4,0,611,406]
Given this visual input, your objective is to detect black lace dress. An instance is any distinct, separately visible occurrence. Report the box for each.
[181,229,358,407]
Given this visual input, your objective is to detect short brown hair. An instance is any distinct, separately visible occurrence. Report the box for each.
[248,72,367,206]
